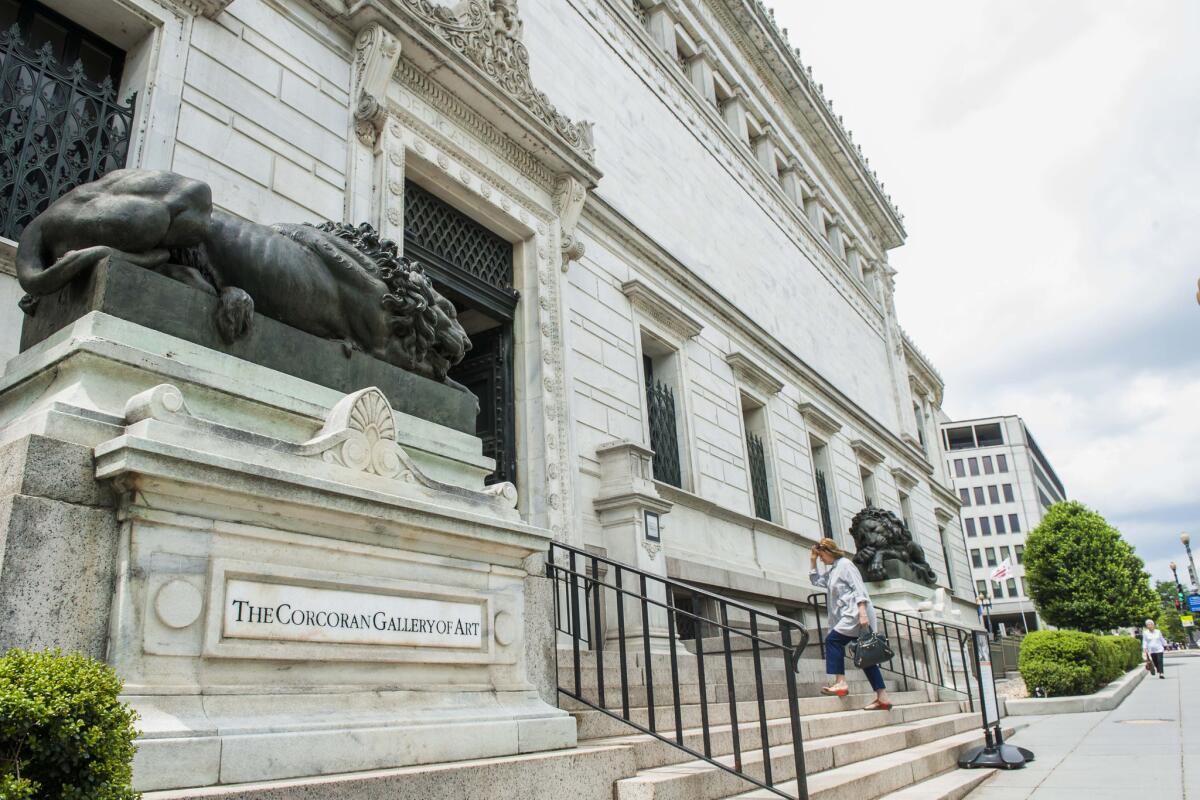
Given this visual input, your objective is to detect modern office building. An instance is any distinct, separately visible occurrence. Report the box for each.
[939,415,1068,633]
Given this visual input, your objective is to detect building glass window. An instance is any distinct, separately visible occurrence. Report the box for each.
[1009,514,1021,533]
[982,455,993,474]
[980,516,992,536]
[971,549,982,568]
[975,423,1004,447]
[643,351,682,488]
[1000,545,1012,563]
[860,465,877,508]
[811,438,837,542]
[976,579,988,597]
[968,457,980,476]
[995,515,1006,534]
[1006,578,1018,597]
[741,395,772,522]
[954,458,965,478]
[959,487,970,506]
[988,485,1000,504]
[965,518,977,537]
[985,548,997,567]
[1003,483,1015,502]
[992,580,1004,598]
[1014,544,1024,564]
[1021,577,1029,596]
[997,454,1009,473]
[973,487,985,505]
[947,427,975,450]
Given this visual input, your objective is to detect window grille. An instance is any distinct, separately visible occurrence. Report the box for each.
[746,431,771,521]
[403,180,513,291]
[0,23,134,241]
[646,379,681,487]
[815,467,834,539]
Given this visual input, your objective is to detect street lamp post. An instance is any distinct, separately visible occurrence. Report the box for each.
[1170,561,1196,648]
[1183,533,1199,593]
[977,593,994,639]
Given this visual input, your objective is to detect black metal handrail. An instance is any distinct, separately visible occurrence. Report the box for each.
[807,591,975,711]
[548,542,811,799]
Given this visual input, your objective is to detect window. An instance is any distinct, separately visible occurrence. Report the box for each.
[992,580,1004,597]
[988,485,1000,504]
[913,403,927,451]
[947,427,975,450]
[973,487,985,505]
[986,548,997,567]
[980,516,992,536]
[974,423,1004,447]
[0,0,135,240]
[995,515,1006,534]
[997,454,1009,473]
[898,491,913,534]
[811,438,837,542]
[971,549,983,568]
[1038,488,1053,510]
[1009,514,1021,533]
[965,518,977,537]
[939,524,955,591]
[741,395,773,522]
[968,457,980,476]
[1006,578,1018,598]
[860,466,877,508]
[959,487,971,506]
[642,345,683,488]
[976,579,988,598]
[954,459,965,478]
[1021,577,1029,596]
[1003,484,1015,503]
[982,455,994,474]
[1000,546,1012,563]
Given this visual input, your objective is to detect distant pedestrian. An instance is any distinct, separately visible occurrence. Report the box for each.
[1142,619,1166,679]
[809,537,891,711]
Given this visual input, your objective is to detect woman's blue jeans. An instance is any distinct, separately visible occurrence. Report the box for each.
[825,629,886,691]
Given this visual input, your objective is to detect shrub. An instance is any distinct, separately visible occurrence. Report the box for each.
[1019,630,1143,696]
[0,649,140,799]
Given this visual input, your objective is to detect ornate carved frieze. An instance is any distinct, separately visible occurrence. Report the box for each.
[392,0,596,164]
[553,175,588,270]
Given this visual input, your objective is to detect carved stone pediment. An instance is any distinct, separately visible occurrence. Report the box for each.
[339,0,601,188]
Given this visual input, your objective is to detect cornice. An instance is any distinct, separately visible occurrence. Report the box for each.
[933,505,957,525]
[725,351,783,394]
[621,278,704,341]
[849,438,885,467]
[798,401,841,438]
[890,464,919,492]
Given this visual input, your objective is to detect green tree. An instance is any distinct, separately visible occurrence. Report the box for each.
[1155,605,1187,644]
[1024,501,1158,632]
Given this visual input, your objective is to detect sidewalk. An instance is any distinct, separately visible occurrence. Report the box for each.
[968,653,1199,799]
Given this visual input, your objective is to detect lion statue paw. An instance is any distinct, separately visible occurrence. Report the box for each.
[215,286,254,344]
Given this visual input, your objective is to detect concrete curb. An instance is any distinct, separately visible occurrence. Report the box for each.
[1003,666,1146,716]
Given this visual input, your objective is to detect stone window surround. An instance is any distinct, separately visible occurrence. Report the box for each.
[726,352,784,524]
[623,0,885,308]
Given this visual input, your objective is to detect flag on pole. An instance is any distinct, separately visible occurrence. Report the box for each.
[990,560,1012,582]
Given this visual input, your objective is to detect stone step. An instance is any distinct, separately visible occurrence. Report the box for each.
[141,743,636,800]
[727,724,1016,800]
[875,766,995,800]
[572,690,937,740]
[612,712,979,800]
[559,676,899,710]
[590,701,966,772]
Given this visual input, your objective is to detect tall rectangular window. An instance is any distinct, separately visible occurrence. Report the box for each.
[992,580,1004,598]
[997,454,1009,473]
[939,524,955,591]
[974,487,985,505]
[1003,483,1015,502]
[1014,544,1025,564]
[968,457,980,476]
[860,466,877,508]
[971,549,983,568]
[986,548,997,567]
[954,459,966,478]
[959,487,971,506]
[995,515,1006,534]
[965,518,977,537]
[811,438,837,542]
[980,516,992,536]
[1000,545,1012,562]
[898,491,914,533]
[982,455,994,474]
[1006,578,1018,598]
[1009,514,1021,533]
[1021,577,1029,596]
[988,485,1000,504]
[976,579,988,597]
[642,344,683,488]
[741,395,773,522]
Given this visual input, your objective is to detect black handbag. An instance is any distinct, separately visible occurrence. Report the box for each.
[849,628,894,669]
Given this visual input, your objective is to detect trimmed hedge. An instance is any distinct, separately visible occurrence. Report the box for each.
[0,649,139,799]
[1018,630,1142,697]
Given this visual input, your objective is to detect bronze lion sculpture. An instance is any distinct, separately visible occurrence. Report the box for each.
[848,505,937,586]
[14,169,471,387]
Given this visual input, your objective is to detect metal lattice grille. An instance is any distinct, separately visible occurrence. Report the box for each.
[404,180,513,291]
[816,468,834,539]
[646,380,681,488]
[747,432,772,522]
[0,25,134,241]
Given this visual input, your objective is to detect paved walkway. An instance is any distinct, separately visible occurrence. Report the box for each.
[969,652,1200,799]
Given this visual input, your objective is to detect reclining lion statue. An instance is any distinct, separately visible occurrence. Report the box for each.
[847,505,938,586]
[14,169,471,387]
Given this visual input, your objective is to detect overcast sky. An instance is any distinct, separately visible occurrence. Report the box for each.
[772,1,1200,587]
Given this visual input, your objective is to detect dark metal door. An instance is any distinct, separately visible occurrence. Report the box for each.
[448,326,515,485]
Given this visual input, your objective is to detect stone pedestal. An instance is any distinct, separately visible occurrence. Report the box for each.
[0,313,573,793]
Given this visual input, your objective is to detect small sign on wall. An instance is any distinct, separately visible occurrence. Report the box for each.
[644,510,660,542]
